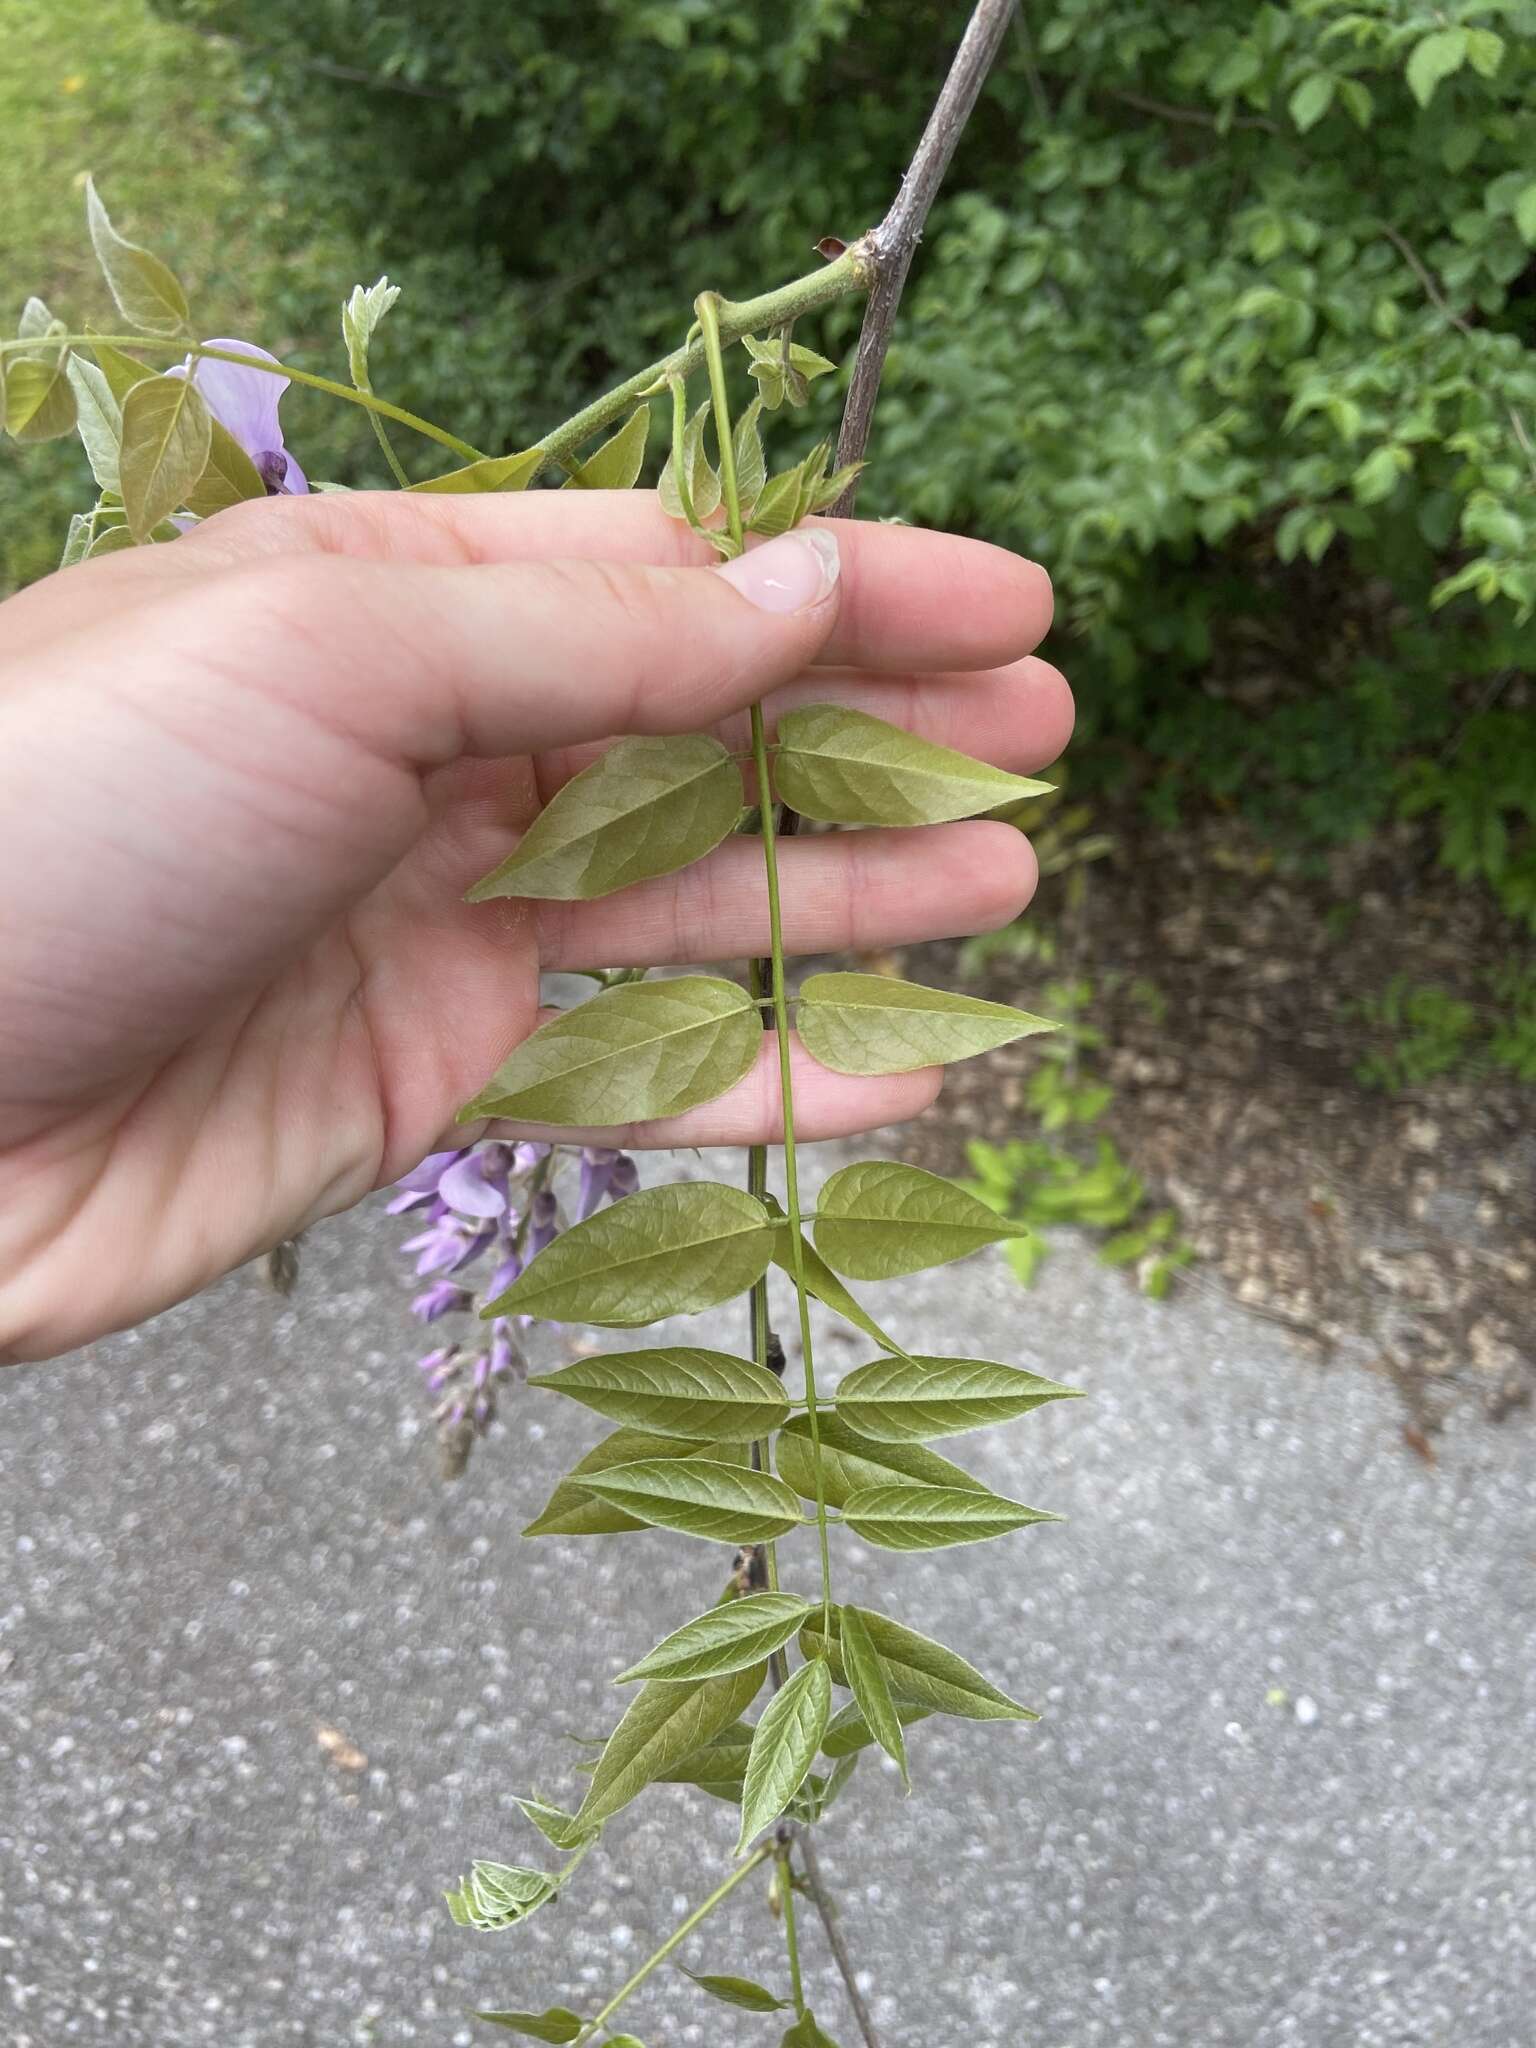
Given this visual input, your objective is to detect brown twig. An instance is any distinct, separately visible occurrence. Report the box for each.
[1104,87,1279,134]
[829,0,1019,513]
[794,1832,882,2048]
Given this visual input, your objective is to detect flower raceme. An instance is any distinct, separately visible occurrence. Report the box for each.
[389,1141,639,1472]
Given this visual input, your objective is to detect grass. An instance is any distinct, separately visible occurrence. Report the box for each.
[0,0,346,590]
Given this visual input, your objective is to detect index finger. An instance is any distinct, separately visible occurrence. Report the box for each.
[160,488,1054,676]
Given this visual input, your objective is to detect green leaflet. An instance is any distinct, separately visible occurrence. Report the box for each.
[511,1793,592,1849]
[676,1965,789,2013]
[841,1482,1061,1552]
[655,1718,756,1790]
[65,356,121,491]
[119,374,211,540]
[471,2009,586,2041]
[5,356,77,443]
[821,1695,934,1760]
[617,1594,811,1684]
[735,1658,832,1854]
[833,1354,1083,1442]
[408,447,543,493]
[813,1160,1030,1280]
[575,1663,766,1830]
[779,2008,845,2047]
[741,332,835,411]
[85,179,189,335]
[800,1608,1039,1724]
[775,1413,985,1510]
[88,338,155,405]
[798,972,1057,1076]
[530,1346,790,1442]
[461,976,759,1125]
[839,1604,909,1790]
[773,704,1053,826]
[444,1860,557,1932]
[732,395,767,509]
[184,416,267,517]
[578,1458,803,1544]
[466,736,742,902]
[487,1182,774,1327]
[522,1429,746,1538]
[787,1751,859,1824]
[342,276,401,390]
[765,1206,912,1360]
[658,399,722,522]
[562,403,651,490]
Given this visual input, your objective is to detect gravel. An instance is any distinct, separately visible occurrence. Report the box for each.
[2,1141,1532,2047]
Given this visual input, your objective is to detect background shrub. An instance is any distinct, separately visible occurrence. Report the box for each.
[21,2,1536,919]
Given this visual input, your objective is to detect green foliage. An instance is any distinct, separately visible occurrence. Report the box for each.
[812,1159,1032,1279]
[466,737,743,902]
[796,971,1056,1076]
[735,1657,832,1853]
[461,977,762,1125]
[774,705,1053,826]
[1352,961,1536,1087]
[529,1348,791,1443]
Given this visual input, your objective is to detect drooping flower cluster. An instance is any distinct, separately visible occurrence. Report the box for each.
[388,1140,638,1475]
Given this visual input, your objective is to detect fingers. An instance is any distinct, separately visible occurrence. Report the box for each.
[213,528,847,765]
[168,488,1054,676]
[535,653,1074,800]
[472,1034,943,1150]
[535,821,1039,970]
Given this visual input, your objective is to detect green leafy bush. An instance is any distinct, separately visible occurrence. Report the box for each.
[79,5,1536,922]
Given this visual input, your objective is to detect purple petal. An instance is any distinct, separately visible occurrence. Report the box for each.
[528,1189,560,1257]
[486,1251,522,1299]
[173,339,287,461]
[394,1148,468,1197]
[439,1151,511,1220]
[386,1186,437,1214]
[611,1154,640,1199]
[411,1281,472,1323]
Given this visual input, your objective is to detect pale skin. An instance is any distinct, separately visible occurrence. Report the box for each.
[0,491,1069,1364]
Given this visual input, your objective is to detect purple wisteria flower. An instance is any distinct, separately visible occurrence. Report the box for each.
[388,1138,638,1474]
[168,339,309,496]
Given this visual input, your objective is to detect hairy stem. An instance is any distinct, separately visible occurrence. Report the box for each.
[830,0,1017,513]
[13,335,487,463]
[572,1843,774,2045]
[366,408,412,487]
[537,244,872,468]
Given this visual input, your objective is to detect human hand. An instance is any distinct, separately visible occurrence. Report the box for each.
[0,491,1067,1361]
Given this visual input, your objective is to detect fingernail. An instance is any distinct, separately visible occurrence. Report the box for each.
[715,528,840,614]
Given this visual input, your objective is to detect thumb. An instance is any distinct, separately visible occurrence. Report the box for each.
[228,525,844,766]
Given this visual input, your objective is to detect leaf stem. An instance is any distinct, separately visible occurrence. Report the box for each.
[366,409,413,487]
[795,1833,883,2048]
[7,335,488,463]
[536,244,872,468]
[779,1845,807,2016]
[572,1842,773,2045]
